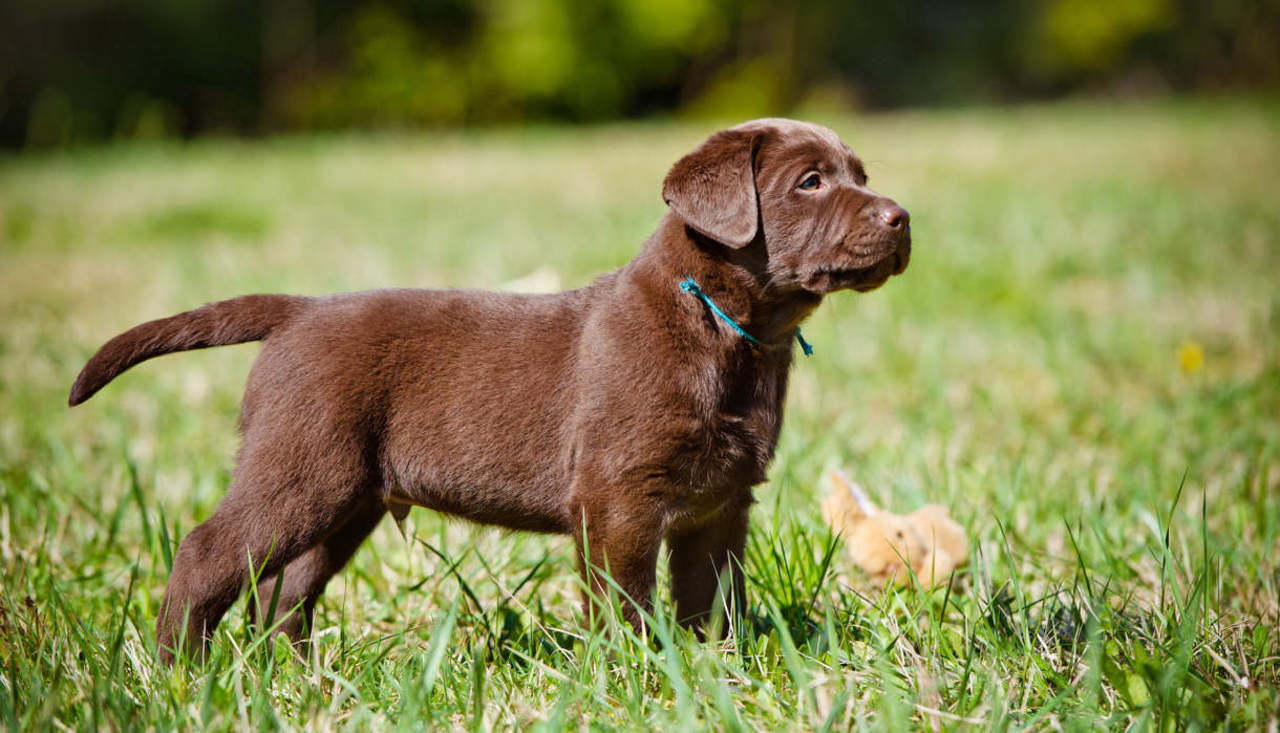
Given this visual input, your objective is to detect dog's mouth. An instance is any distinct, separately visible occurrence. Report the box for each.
[803,241,910,295]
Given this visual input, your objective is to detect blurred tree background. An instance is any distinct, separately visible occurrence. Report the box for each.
[2,0,1277,147]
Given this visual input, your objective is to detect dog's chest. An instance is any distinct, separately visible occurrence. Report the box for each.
[666,354,790,491]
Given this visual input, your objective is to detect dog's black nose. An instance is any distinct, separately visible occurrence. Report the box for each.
[879,205,909,232]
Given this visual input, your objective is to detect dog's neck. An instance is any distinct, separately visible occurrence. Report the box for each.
[632,214,822,348]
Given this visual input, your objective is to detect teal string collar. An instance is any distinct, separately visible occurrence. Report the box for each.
[679,277,813,356]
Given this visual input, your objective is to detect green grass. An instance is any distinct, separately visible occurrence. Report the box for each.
[2,95,1278,730]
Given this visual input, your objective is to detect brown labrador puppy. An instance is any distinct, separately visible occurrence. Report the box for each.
[69,119,910,662]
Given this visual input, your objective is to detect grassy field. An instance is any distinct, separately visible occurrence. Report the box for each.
[1,96,1277,730]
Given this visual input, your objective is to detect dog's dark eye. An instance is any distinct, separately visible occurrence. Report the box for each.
[798,174,821,191]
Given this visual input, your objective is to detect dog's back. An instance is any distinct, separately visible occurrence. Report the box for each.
[245,286,599,532]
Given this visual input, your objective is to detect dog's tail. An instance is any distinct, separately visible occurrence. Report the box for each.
[69,294,306,406]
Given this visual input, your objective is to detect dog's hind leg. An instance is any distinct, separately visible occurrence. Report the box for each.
[250,497,386,646]
[155,441,373,664]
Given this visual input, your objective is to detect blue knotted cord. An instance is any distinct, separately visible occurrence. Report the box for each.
[679,276,812,356]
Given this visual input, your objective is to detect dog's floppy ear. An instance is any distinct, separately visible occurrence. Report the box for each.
[662,128,761,248]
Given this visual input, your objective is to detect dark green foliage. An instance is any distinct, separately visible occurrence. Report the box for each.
[3,0,1279,147]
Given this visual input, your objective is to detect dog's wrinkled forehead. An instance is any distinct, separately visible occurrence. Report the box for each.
[732,117,860,185]
[732,118,855,166]
[729,117,842,144]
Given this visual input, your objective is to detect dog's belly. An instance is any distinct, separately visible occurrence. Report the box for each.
[380,386,575,533]
[378,344,578,532]
[385,477,568,533]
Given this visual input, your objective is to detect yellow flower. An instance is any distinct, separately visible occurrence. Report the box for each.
[1178,341,1204,374]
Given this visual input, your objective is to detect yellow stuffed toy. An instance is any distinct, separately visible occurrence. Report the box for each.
[822,470,968,589]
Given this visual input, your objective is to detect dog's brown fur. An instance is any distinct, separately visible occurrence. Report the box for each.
[70,119,910,662]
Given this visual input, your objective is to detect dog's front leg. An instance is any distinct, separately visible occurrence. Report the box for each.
[570,490,665,633]
[667,498,750,639]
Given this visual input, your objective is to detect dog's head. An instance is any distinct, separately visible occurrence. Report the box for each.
[663,118,910,295]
